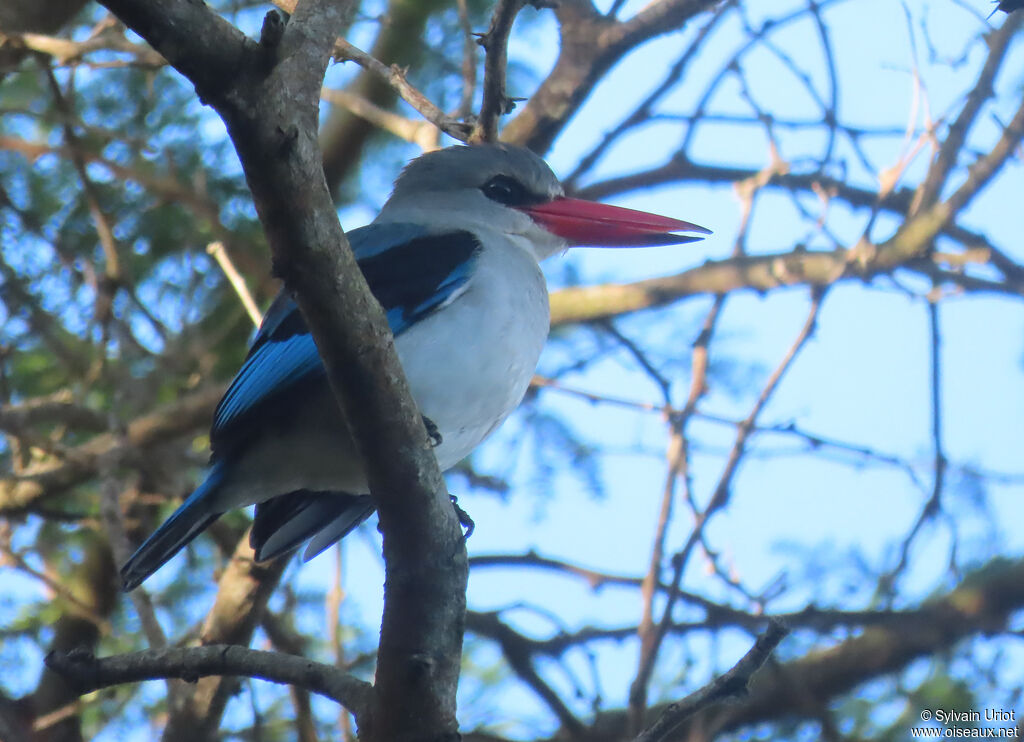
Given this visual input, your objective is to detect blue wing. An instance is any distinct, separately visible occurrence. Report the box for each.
[210,224,480,445]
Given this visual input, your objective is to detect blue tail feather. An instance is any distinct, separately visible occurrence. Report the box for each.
[120,463,227,591]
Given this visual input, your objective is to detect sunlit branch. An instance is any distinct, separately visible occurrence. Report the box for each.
[4,25,166,68]
[547,239,1024,328]
[207,242,264,328]
[320,88,439,150]
[331,38,472,142]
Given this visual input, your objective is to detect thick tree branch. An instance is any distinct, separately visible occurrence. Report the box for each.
[548,242,1023,327]
[44,645,372,720]
[501,0,717,152]
[161,534,289,742]
[467,611,587,736]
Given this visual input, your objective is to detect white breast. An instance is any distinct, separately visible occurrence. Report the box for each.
[396,237,550,469]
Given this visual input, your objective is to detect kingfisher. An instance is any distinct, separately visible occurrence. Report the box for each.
[121,144,709,591]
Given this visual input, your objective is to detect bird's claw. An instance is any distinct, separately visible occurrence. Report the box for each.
[423,415,443,447]
[450,495,474,540]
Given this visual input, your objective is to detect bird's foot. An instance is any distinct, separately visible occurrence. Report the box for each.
[423,415,443,447]
[450,495,474,540]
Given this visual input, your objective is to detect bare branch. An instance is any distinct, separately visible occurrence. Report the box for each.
[315,0,448,191]
[908,13,1023,216]
[546,559,1024,740]
[467,611,587,736]
[4,25,166,68]
[207,242,263,328]
[470,0,530,143]
[502,0,717,152]
[321,88,440,150]
[332,39,472,142]
[0,391,107,434]
[455,0,477,121]
[634,620,789,742]
[44,645,372,720]
[159,531,289,740]
[548,241,1023,328]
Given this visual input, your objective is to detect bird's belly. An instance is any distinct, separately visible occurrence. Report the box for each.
[216,386,366,507]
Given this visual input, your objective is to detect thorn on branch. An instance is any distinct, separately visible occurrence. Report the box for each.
[471,0,547,143]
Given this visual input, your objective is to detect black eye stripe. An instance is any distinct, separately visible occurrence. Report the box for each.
[482,174,531,206]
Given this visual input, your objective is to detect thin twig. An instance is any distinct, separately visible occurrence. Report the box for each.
[907,13,1023,217]
[880,296,947,595]
[634,620,790,742]
[470,0,527,143]
[684,289,825,572]
[332,39,472,141]
[627,176,761,732]
[627,292,725,732]
[455,0,478,121]
[207,242,263,328]
[321,89,439,151]
[0,545,112,633]
[628,289,823,732]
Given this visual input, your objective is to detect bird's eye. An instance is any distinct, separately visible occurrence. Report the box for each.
[482,175,528,206]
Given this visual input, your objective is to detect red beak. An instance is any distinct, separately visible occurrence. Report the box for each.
[519,197,711,247]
